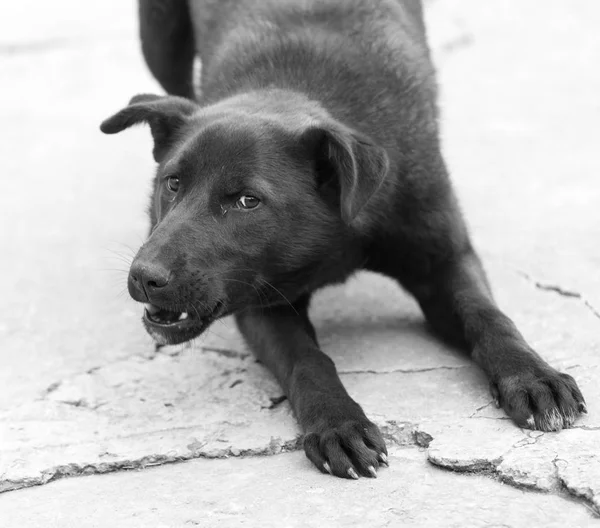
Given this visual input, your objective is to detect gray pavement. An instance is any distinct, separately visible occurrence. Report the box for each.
[1,0,599,526]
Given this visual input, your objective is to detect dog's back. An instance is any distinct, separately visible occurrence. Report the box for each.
[190,0,435,137]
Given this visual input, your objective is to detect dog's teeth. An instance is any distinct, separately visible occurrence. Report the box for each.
[178,312,189,321]
[145,303,160,315]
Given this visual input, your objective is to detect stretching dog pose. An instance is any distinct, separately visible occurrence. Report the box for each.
[101,0,586,479]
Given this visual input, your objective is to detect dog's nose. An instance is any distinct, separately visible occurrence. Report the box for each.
[128,260,171,301]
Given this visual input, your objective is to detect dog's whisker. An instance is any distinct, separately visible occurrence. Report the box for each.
[190,304,203,321]
[256,278,298,315]
[115,287,129,299]
[115,242,139,257]
[213,277,269,312]
[104,249,134,267]
[201,324,229,343]
[103,257,133,269]
[99,268,130,274]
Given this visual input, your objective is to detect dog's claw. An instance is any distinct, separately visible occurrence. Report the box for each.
[579,402,588,414]
[303,419,386,479]
[378,453,389,466]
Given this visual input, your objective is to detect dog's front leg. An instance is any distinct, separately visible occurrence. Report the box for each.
[235,297,388,479]
[389,246,587,431]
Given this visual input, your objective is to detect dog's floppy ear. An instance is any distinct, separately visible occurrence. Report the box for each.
[100,94,198,162]
[301,122,389,224]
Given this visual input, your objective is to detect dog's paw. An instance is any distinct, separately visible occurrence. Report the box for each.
[491,366,586,431]
[303,419,388,479]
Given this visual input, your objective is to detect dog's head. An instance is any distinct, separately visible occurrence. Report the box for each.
[101,93,389,345]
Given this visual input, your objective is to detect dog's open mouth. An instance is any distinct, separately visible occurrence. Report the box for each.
[142,302,225,345]
[144,304,193,326]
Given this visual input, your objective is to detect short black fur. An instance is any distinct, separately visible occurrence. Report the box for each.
[101,0,587,479]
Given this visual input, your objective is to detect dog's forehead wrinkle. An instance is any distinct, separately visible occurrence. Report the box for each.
[197,90,330,134]
[161,131,204,177]
[159,132,253,193]
[161,158,180,176]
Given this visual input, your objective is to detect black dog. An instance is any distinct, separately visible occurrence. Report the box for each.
[101,0,586,479]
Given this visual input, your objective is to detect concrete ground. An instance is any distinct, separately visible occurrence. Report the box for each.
[1,0,599,526]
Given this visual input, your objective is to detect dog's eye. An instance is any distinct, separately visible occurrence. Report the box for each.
[236,195,260,210]
[166,176,180,193]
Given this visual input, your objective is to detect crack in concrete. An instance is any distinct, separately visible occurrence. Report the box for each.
[15,340,600,515]
[430,452,504,474]
[565,364,582,371]
[339,365,473,376]
[0,419,426,494]
[552,457,600,517]
[42,381,61,396]
[3,404,598,518]
[37,344,250,403]
[517,270,600,322]
[428,427,599,518]
[468,400,495,418]
[53,398,107,411]
[200,346,250,360]
[533,284,580,298]
[571,425,600,432]
[469,416,511,421]
[1,438,305,494]
[511,431,545,450]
